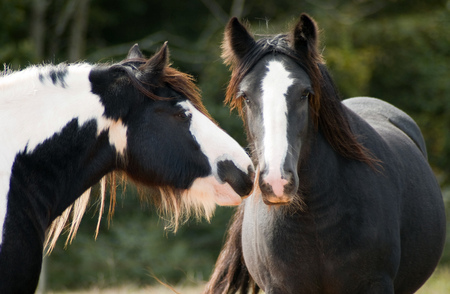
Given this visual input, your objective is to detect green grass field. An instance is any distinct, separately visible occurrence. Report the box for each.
[48,285,204,293]
[47,266,450,293]
[47,282,205,294]
[416,266,450,294]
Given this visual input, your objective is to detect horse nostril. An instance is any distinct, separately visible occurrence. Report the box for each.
[283,180,295,195]
[282,171,295,192]
[259,169,298,199]
[259,180,271,195]
[217,160,254,196]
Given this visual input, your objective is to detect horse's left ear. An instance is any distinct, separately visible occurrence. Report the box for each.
[140,42,169,82]
[292,13,320,61]
[127,43,145,59]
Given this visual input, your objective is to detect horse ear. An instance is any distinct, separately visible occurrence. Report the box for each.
[141,42,169,82]
[127,43,144,59]
[222,17,256,68]
[292,13,321,61]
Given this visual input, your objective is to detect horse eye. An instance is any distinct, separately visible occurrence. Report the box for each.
[301,91,311,100]
[176,110,191,121]
[240,93,250,104]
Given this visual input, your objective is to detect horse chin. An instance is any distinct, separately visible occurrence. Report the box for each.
[262,194,292,206]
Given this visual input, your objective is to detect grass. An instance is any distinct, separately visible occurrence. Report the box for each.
[416,266,450,294]
[47,284,205,294]
[47,266,450,294]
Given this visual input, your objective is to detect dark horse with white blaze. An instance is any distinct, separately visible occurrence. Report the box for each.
[0,43,254,293]
[204,14,446,294]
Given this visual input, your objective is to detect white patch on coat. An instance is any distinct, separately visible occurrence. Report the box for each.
[0,64,127,244]
[98,118,128,156]
[177,101,253,205]
[260,60,294,196]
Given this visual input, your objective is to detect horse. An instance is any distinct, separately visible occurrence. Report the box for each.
[0,42,254,293]
[204,14,446,294]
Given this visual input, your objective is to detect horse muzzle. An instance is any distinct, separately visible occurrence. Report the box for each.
[217,160,254,197]
[258,168,298,205]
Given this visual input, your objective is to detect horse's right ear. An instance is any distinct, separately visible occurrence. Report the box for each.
[140,42,169,83]
[222,17,256,68]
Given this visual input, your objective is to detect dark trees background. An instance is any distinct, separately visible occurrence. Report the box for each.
[1,0,449,290]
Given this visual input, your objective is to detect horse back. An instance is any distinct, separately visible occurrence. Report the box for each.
[343,97,427,158]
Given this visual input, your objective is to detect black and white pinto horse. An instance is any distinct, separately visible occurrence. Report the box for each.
[205,14,446,294]
[0,43,254,293]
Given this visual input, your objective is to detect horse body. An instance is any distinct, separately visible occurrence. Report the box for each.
[205,14,445,294]
[0,63,127,293]
[242,97,445,293]
[343,98,445,292]
[0,44,254,293]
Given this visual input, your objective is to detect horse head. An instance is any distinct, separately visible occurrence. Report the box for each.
[89,43,254,216]
[221,15,321,205]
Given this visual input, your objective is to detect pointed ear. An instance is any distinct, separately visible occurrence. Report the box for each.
[292,13,320,61]
[147,41,169,72]
[140,42,169,82]
[222,17,256,68]
[127,43,144,59]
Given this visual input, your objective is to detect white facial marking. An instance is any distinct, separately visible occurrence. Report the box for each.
[178,101,252,205]
[0,64,127,244]
[261,60,294,196]
[179,101,252,177]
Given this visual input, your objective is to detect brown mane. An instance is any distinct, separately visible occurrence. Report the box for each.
[222,33,379,168]
[121,57,211,120]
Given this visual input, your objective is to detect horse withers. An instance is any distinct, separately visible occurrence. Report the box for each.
[0,43,254,293]
[205,14,446,294]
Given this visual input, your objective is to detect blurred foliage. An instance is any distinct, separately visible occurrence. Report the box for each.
[1,0,449,290]
[322,8,450,182]
[47,184,236,289]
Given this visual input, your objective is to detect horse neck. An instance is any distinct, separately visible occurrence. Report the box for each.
[2,64,112,137]
[0,64,120,235]
[298,126,341,201]
[1,64,107,146]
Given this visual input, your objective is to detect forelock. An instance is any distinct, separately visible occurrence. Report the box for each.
[224,34,311,115]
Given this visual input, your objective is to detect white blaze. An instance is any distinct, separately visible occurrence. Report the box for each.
[261,60,294,196]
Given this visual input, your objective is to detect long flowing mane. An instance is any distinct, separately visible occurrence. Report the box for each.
[222,33,379,168]
[45,59,212,253]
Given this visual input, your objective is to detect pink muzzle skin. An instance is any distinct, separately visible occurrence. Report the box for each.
[252,167,292,205]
